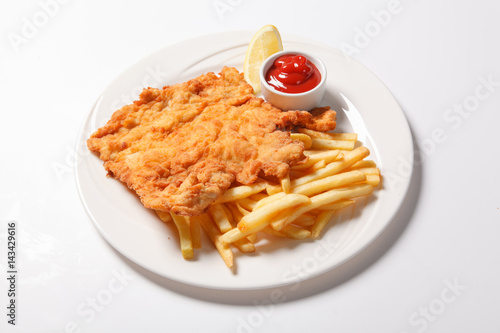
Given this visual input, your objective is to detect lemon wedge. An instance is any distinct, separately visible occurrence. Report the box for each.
[244,25,283,94]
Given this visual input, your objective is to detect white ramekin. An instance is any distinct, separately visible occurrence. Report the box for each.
[259,50,327,111]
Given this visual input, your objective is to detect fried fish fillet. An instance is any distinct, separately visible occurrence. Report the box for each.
[88,67,336,216]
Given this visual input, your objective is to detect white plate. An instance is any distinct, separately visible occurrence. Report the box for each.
[75,31,413,290]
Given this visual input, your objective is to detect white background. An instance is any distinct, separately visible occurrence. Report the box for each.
[1,0,499,332]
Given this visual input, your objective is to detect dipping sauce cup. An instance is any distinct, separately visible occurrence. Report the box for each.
[260,50,327,111]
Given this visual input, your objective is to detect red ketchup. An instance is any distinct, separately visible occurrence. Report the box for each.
[265,54,321,94]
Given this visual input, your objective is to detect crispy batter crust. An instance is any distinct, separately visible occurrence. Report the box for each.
[88,67,336,216]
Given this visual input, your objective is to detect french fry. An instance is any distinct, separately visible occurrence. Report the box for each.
[348,160,377,169]
[220,194,311,244]
[195,214,233,268]
[292,170,366,197]
[281,225,311,239]
[298,128,357,141]
[311,198,357,238]
[291,161,326,180]
[155,210,173,223]
[290,146,370,187]
[209,203,233,233]
[329,133,357,141]
[365,174,381,187]
[310,159,326,172]
[303,150,325,156]
[237,197,258,211]
[311,138,355,151]
[236,202,251,216]
[262,226,286,238]
[158,210,198,249]
[280,174,292,193]
[249,193,268,202]
[266,183,282,195]
[298,127,333,139]
[292,213,316,227]
[256,169,361,210]
[291,150,340,170]
[226,203,244,222]
[272,184,373,230]
[219,228,250,246]
[290,133,312,149]
[187,216,202,249]
[237,193,311,231]
[170,213,194,260]
[311,210,337,239]
[247,233,258,243]
[225,204,256,244]
[221,204,234,224]
[266,209,290,231]
[312,199,355,212]
[233,238,256,253]
[215,181,267,203]
[254,192,286,210]
[349,167,380,175]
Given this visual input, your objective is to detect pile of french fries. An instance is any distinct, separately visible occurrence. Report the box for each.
[155,128,381,268]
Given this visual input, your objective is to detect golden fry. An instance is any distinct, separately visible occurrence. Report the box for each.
[215,181,267,203]
[310,159,327,172]
[291,146,370,187]
[365,174,381,187]
[311,138,355,151]
[237,197,258,211]
[272,184,373,230]
[249,193,268,202]
[280,174,292,193]
[349,167,380,175]
[209,203,233,233]
[236,202,251,216]
[266,184,283,195]
[349,160,377,169]
[291,150,340,170]
[311,210,337,239]
[220,194,310,244]
[290,133,312,149]
[255,192,287,210]
[221,204,234,224]
[233,238,256,253]
[262,226,286,238]
[281,225,311,239]
[292,170,366,197]
[155,210,173,223]
[226,203,244,222]
[291,213,316,227]
[238,194,310,231]
[196,214,233,268]
[312,199,355,212]
[188,216,202,249]
[298,128,357,141]
[247,233,258,243]
[170,212,194,260]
